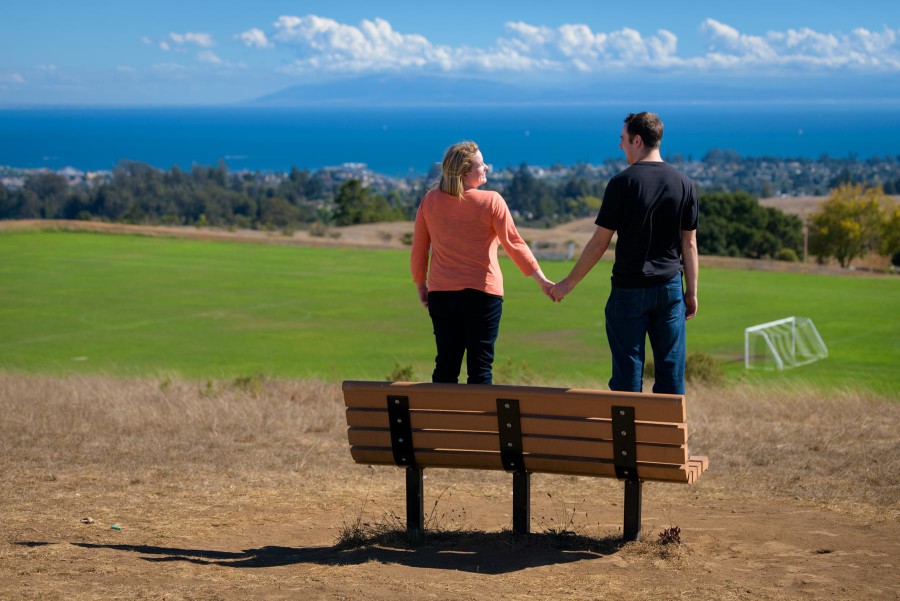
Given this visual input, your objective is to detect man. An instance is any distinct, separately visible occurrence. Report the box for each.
[550,112,699,395]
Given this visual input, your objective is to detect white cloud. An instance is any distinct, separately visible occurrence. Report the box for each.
[700,19,900,69]
[1,72,26,84]
[243,15,900,76]
[141,36,153,46]
[168,32,214,48]
[237,28,271,49]
[272,15,440,71]
[152,62,189,72]
[197,50,223,65]
[196,50,247,69]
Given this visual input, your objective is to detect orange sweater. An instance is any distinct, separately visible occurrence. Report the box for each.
[410,188,539,297]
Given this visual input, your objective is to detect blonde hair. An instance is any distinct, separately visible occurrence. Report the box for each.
[439,140,479,199]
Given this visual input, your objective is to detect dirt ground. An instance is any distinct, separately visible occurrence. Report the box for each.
[1,375,898,601]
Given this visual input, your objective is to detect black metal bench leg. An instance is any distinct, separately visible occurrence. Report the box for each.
[623,479,643,541]
[406,466,424,532]
[513,471,531,534]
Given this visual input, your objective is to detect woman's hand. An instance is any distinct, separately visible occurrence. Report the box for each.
[416,283,429,308]
[531,269,555,300]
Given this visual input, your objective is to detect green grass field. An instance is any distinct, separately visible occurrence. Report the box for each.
[1,230,898,395]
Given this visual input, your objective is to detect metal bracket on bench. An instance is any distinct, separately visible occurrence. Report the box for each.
[611,405,638,481]
[612,405,642,541]
[497,399,525,472]
[387,395,415,468]
[498,398,530,534]
[387,395,423,532]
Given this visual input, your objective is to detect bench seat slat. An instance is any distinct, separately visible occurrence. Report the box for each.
[342,381,685,422]
[347,427,688,465]
[346,408,688,445]
[689,455,709,483]
[350,446,695,483]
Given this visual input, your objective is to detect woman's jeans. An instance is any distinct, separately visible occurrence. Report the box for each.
[427,289,503,385]
[604,274,686,395]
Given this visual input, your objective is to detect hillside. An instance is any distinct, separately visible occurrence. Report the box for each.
[1,217,887,276]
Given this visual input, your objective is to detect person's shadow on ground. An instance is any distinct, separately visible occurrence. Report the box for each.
[21,530,628,575]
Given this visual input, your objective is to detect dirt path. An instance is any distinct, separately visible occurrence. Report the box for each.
[4,469,898,601]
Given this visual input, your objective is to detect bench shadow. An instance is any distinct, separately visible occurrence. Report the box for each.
[24,531,626,574]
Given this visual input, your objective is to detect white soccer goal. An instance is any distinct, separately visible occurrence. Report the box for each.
[744,317,828,370]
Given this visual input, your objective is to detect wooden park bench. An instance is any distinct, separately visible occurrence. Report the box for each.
[342,380,708,541]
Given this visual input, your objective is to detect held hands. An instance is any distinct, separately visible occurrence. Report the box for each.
[549,278,574,302]
[532,269,575,302]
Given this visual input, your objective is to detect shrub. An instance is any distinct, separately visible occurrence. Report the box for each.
[658,526,682,545]
[401,232,414,246]
[387,363,414,381]
[643,351,724,385]
[684,352,724,384]
[775,248,800,262]
[308,221,329,237]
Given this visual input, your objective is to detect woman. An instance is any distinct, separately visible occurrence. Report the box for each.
[410,141,553,384]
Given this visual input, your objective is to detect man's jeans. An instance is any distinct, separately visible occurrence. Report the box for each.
[604,274,686,395]
[427,289,503,385]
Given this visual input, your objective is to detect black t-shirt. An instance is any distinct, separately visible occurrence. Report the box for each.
[595,161,698,288]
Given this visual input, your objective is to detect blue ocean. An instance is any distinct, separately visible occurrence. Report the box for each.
[1,104,897,176]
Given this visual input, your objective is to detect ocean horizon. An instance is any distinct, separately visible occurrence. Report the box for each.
[1,104,898,176]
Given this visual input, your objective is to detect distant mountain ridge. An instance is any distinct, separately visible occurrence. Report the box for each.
[246,73,900,107]
[247,74,559,107]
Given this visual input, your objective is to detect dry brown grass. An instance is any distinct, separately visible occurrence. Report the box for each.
[0,375,346,487]
[2,374,899,600]
[687,383,900,513]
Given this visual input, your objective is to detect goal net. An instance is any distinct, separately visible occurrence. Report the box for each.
[744,317,828,370]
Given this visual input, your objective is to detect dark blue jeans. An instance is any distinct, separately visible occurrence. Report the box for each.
[427,289,503,385]
[604,274,686,394]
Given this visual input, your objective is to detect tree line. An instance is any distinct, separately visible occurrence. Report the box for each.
[1,160,897,267]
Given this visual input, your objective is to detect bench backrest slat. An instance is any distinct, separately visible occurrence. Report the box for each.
[342,381,686,423]
[346,408,688,445]
[347,427,688,465]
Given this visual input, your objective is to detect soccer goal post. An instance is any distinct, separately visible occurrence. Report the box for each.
[744,317,828,370]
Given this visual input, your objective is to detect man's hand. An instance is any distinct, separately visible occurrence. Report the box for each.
[549,278,574,302]
[684,294,698,320]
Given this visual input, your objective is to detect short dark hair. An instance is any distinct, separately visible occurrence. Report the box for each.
[624,112,663,148]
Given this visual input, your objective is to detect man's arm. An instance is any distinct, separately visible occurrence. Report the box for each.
[549,226,615,302]
[681,229,698,320]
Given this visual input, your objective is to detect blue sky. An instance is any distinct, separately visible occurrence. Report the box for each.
[1,0,899,105]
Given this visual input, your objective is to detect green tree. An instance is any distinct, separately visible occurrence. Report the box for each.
[259,197,300,228]
[697,191,802,259]
[332,179,401,226]
[24,172,68,218]
[809,183,886,268]
[881,202,900,260]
